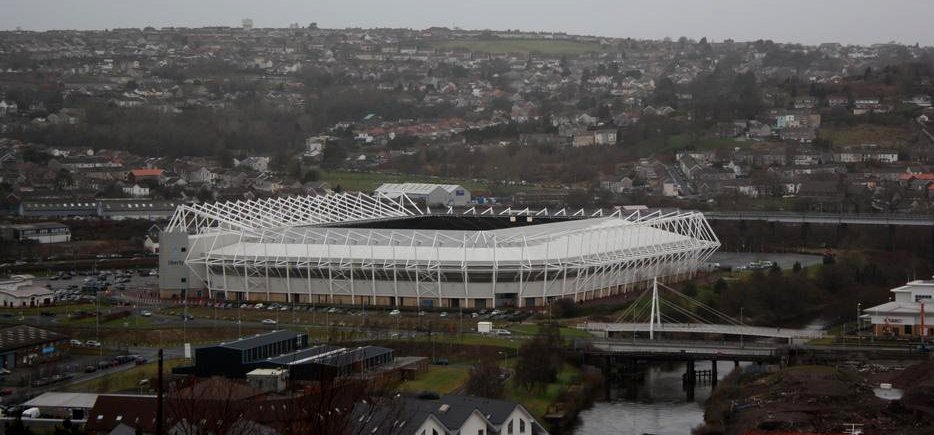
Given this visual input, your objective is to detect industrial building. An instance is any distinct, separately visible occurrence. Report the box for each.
[864,278,934,337]
[375,182,471,207]
[0,222,71,244]
[159,192,719,308]
[0,275,54,307]
[175,330,395,382]
[173,330,309,378]
[0,325,68,369]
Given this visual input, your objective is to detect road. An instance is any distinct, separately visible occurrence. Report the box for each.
[704,211,934,227]
[709,251,823,270]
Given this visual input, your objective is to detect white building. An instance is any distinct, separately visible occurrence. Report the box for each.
[355,394,548,435]
[158,193,719,309]
[375,183,471,207]
[122,184,151,198]
[0,222,71,244]
[864,279,934,337]
[0,276,53,307]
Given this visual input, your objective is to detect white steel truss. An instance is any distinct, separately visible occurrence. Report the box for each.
[164,193,721,307]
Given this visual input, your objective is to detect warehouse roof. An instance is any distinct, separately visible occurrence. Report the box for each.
[24,392,99,409]
[218,330,304,351]
[0,325,65,352]
[263,344,341,365]
[375,183,463,196]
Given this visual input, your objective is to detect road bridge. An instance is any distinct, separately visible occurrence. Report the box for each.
[582,338,780,362]
[704,211,934,227]
[580,321,824,343]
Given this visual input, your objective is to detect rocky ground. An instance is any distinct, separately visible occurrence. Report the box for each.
[695,360,934,435]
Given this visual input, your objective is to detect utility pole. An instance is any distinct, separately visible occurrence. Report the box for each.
[740,306,744,349]
[156,348,164,435]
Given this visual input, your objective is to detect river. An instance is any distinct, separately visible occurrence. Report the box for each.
[575,360,747,435]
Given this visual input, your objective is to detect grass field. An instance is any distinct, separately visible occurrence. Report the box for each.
[66,359,187,394]
[627,133,739,156]
[398,366,470,395]
[430,39,605,55]
[319,170,547,195]
[320,170,488,193]
[508,324,592,339]
[821,124,914,148]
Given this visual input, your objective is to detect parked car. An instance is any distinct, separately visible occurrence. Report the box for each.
[261,319,277,325]
[84,365,97,373]
[140,310,152,317]
[85,340,101,348]
[389,309,401,316]
[69,339,83,346]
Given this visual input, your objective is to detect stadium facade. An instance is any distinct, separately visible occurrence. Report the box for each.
[159,193,720,309]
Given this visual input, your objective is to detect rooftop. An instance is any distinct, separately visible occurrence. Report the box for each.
[24,392,99,409]
[0,325,65,352]
[217,330,305,351]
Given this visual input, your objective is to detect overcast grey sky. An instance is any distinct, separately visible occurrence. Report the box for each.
[3,0,933,46]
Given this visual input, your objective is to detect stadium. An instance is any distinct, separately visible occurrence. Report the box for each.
[159,193,720,309]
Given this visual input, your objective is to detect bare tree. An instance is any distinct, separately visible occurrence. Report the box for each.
[465,358,505,399]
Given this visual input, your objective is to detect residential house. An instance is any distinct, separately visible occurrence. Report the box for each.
[854,97,883,115]
[354,394,549,435]
[833,145,899,164]
[601,176,634,194]
[827,95,849,108]
[0,100,18,117]
[679,155,705,180]
[793,96,818,109]
[903,95,932,108]
[781,127,817,143]
[236,156,271,172]
[127,168,165,185]
[122,184,150,197]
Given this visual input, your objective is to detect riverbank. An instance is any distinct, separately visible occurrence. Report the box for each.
[697,361,934,434]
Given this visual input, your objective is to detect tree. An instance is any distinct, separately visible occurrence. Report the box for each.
[54,168,74,190]
[465,358,505,399]
[53,419,85,435]
[550,298,579,318]
[4,417,34,435]
[321,143,348,170]
[513,322,563,392]
[792,261,803,273]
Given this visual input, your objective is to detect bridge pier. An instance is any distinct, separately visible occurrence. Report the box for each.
[711,360,718,387]
[887,224,896,252]
[684,360,696,401]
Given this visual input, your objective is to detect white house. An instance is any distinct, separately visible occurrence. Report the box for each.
[235,156,270,172]
[864,279,934,337]
[375,183,471,207]
[356,395,548,435]
[122,184,151,197]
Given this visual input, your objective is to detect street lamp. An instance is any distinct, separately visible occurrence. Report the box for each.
[857,302,862,345]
